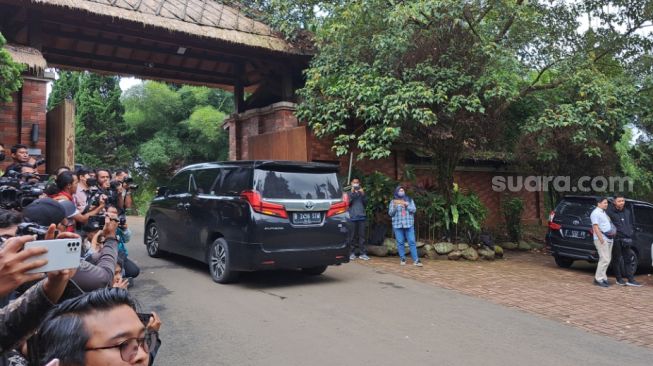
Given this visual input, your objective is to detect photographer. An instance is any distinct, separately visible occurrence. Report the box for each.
[347,178,369,260]
[22,198,120,294]
[106,205,140,281]
[4,145,29,176]
[49,171,105,226]
[113,169,134,214]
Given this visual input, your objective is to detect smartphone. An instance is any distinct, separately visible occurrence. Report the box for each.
[24,238,82,273]
[137,312,153,324]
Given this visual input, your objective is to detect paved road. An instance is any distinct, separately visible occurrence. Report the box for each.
[126,217,653,366]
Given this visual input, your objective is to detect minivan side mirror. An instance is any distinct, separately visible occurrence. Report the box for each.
[156,186,168,197]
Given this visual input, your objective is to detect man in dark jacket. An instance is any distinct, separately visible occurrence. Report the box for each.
[347,178,369,260]
[607,195,643,287]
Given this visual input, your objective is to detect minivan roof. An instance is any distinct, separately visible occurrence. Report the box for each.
[562,195,653,207]
[178,160,341,173]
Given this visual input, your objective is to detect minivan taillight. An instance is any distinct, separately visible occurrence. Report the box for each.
[240,190,288,219]
[327,193,349,218]
[548,210,561,230]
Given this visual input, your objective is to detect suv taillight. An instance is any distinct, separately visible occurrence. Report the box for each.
[548,210,561,230]
[240,190,288,219]
[327,193,349,218]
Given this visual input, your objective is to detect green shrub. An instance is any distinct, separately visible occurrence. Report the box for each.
[502,197,525,242]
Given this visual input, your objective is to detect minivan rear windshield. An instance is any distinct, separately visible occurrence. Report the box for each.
[254,169,341,199]
[555,198,597,219]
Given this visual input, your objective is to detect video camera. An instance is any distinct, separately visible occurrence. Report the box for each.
[0,171,47,209]
[16,222,52,240]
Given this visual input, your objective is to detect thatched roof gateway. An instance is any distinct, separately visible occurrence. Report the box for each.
[0,0,309,108]
[30,0,302,54]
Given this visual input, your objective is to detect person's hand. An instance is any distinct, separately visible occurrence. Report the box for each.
[41,224,79,303]
[43,268,76,303]
[146,312,162,332]
[0,235,47,297]
[113,278,129,289]
[99,195,107,206]
[103,214,119,238]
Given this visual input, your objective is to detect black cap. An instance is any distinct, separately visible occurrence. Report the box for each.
[22,198,66,226]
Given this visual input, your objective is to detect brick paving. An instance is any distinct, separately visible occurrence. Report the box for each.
[357,251,653,349]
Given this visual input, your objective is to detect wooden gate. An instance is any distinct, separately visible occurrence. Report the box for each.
[46,99,75,173]
[248,126,308,161]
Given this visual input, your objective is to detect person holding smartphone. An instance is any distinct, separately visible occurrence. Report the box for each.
[388,185,421,267]
[347,178,369,260]
[0,225,77,355]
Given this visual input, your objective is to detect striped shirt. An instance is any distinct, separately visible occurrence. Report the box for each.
[388,199,416,228]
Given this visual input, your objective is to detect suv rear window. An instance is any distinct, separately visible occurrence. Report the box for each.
[555,198,596,225]
[254,169,341,200]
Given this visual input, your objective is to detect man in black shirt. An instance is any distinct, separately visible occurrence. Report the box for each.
[607,195,643,287]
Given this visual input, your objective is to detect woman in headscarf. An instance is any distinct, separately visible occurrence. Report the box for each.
[388,185,422,266]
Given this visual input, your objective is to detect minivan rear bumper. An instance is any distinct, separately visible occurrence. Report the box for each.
[547,232,598,262]
[228,241,350,271]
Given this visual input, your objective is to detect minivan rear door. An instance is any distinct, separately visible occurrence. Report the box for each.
[251,164,348,252]
[551,197,595,248]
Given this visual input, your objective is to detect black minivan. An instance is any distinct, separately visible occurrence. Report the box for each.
[546,195,653,273]
[144,161,351,283]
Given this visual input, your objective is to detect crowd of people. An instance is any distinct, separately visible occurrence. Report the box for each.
[0,144,161,366]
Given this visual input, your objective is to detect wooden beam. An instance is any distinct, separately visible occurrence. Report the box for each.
[41,21,248,68]
[42,47,238,83]
[40,13,309,64]
[46,57,236,90]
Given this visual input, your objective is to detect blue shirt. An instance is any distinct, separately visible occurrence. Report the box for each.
[388,198,416,228]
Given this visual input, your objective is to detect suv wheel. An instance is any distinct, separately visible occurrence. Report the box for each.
[208,238,239,283]
[624,247,639,275]
[301,265,328,276]
[145,222,163,258]
[554,255,574,268]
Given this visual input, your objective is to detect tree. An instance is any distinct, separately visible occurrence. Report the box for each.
[0,32,24,102]
[122,81,231,182]
[295,0,653,200]
[48,72,131,168]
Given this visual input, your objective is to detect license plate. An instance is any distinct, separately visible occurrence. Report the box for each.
[564,229,586,239]
[291,212,323,225]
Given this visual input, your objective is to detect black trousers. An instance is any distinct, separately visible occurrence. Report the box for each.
[119,251,141,279]
[349,220,367,255]
[612,238,634,281]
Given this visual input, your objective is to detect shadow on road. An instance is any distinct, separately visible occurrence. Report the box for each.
[142,251,343,289]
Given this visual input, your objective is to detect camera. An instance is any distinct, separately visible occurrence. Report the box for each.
[87,215,105,230]
[118,214,127,228]
[124,177,139,190]
[0,172,46,209]
[16,222,53,240]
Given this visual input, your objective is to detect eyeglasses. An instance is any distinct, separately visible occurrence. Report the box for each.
[85,331,156,362]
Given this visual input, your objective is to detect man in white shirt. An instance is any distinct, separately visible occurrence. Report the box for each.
[590,197,614,287]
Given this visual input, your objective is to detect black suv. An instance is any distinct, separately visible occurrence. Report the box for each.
[546,195,653,273]
[144,161,351,283]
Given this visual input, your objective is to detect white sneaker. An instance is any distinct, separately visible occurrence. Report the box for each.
[400,259,406,266]
[359,254,370,261]
[349,254,357,260]
[414,261,423,267]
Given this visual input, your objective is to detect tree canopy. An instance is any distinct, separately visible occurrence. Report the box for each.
[294,0,653,198]
[0,32,24,103]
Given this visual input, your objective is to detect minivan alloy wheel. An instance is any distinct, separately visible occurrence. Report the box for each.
[208,238,238,283]
[145,223,162,258]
